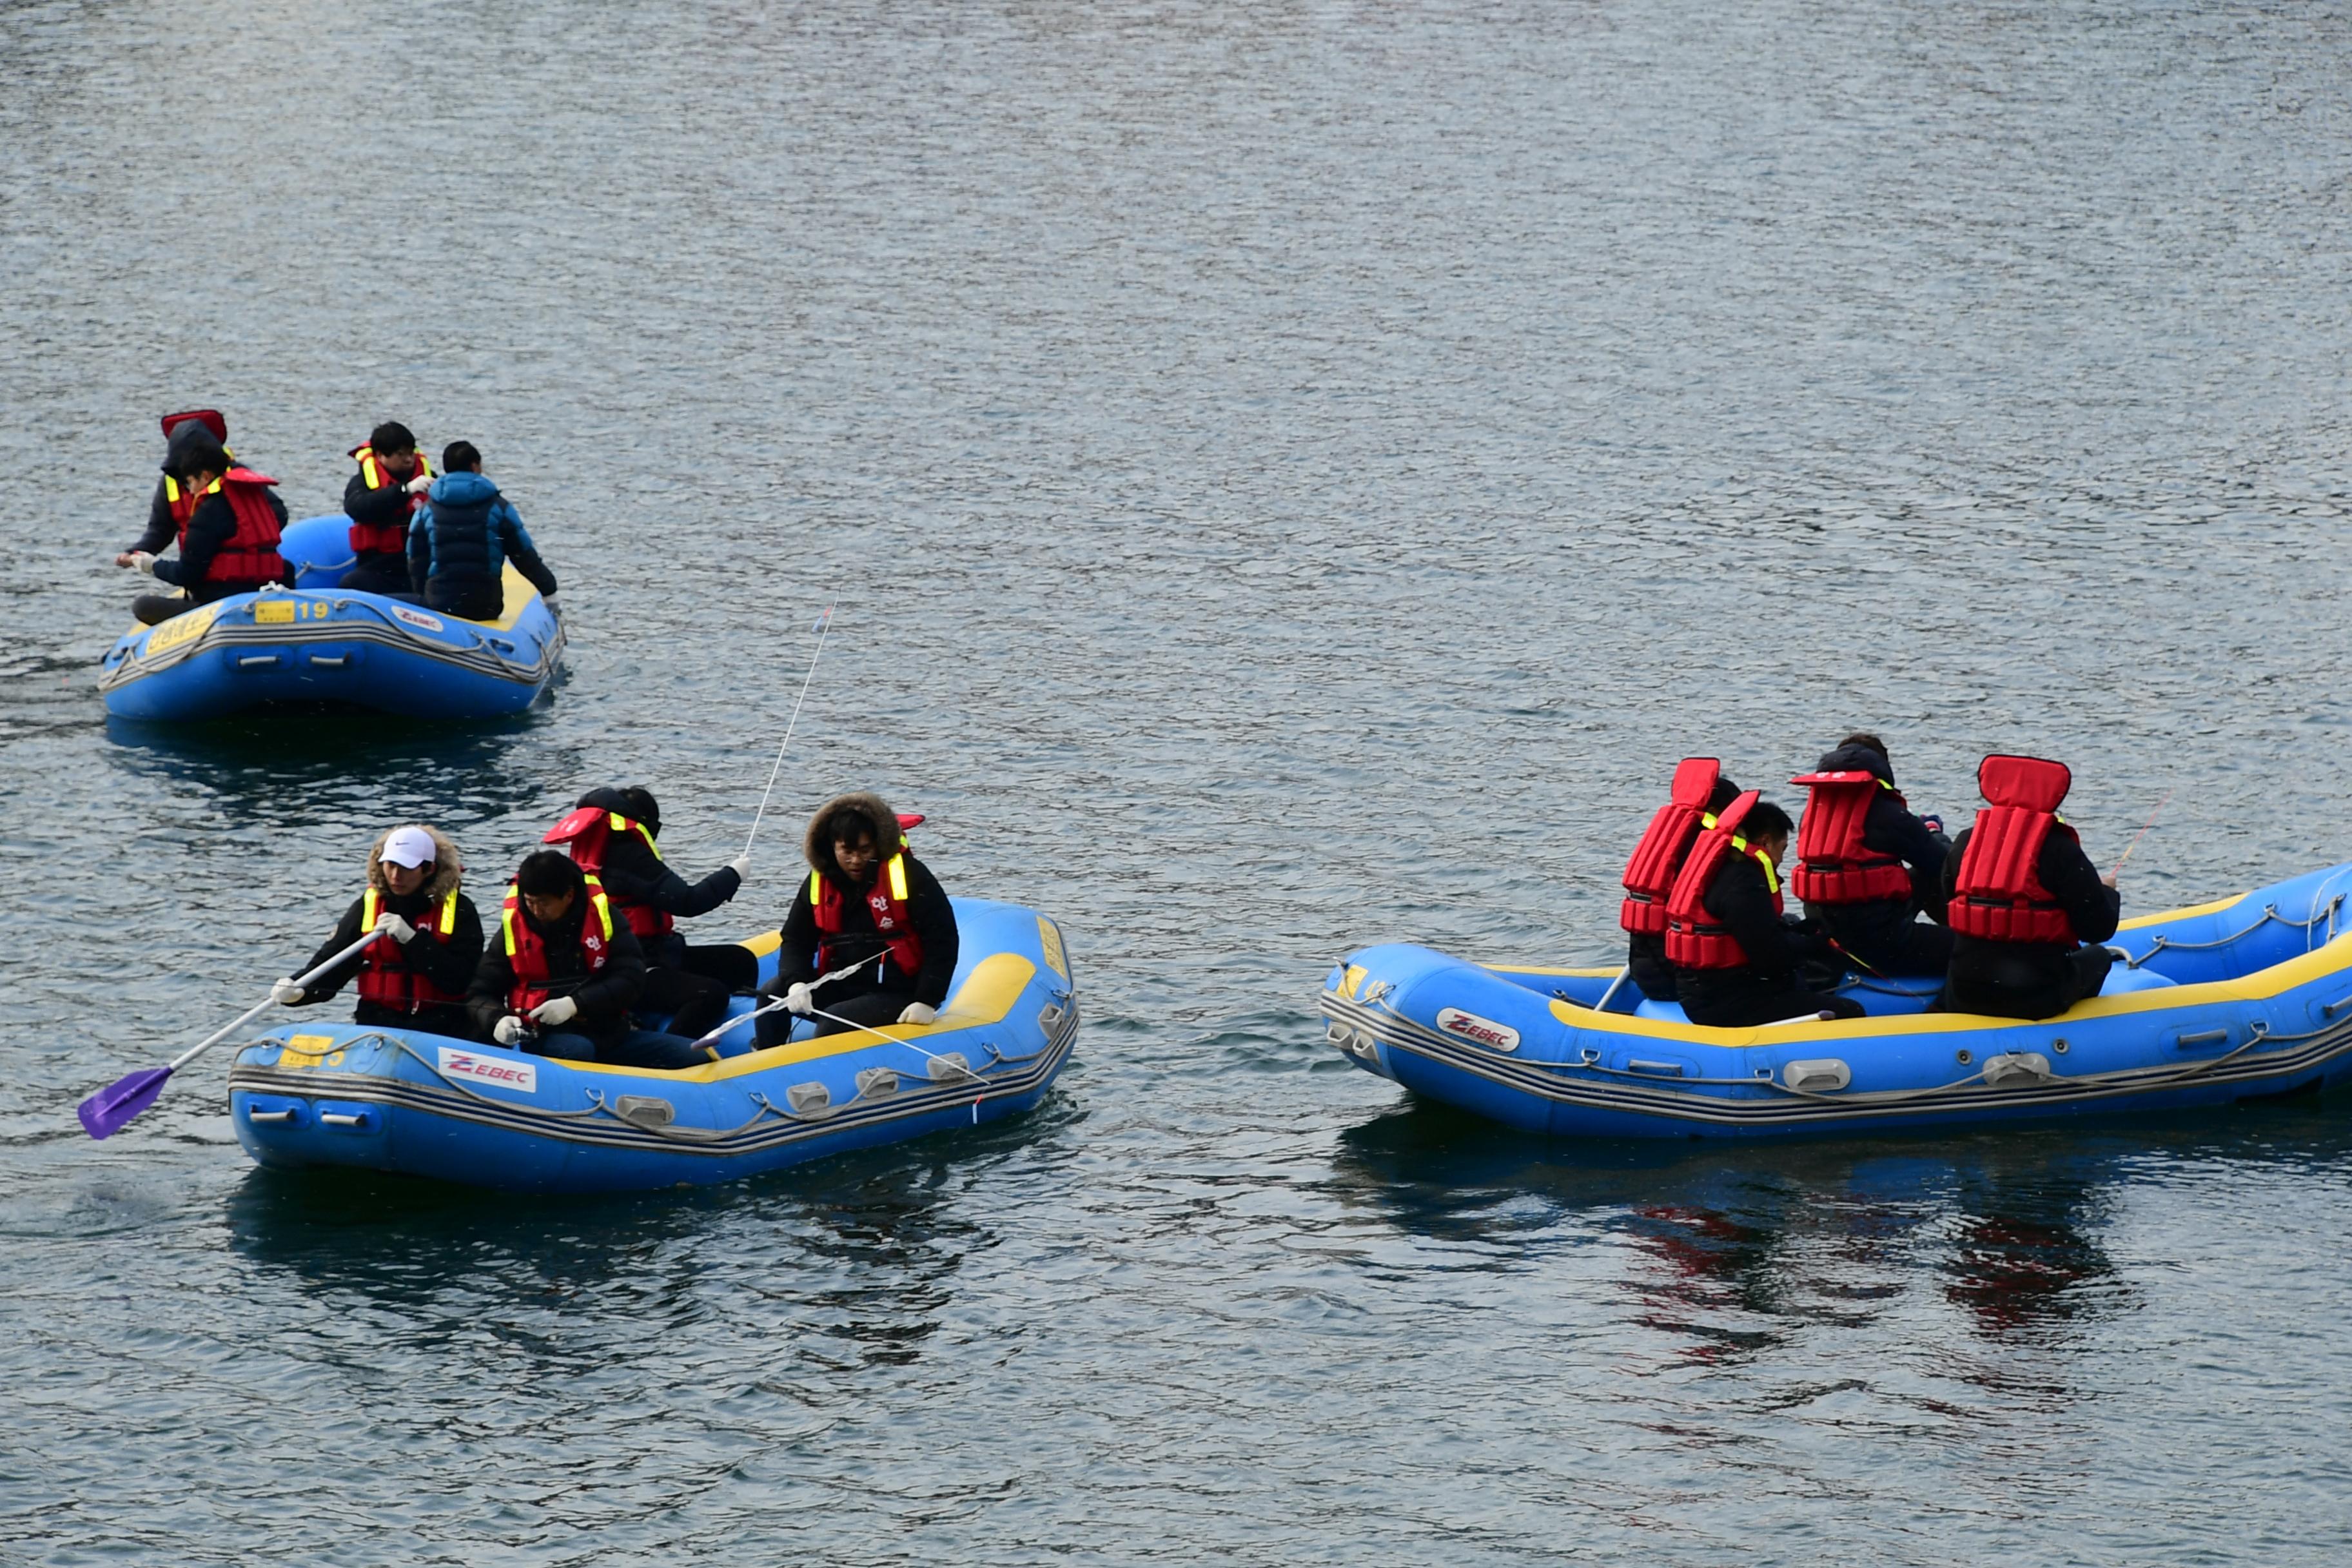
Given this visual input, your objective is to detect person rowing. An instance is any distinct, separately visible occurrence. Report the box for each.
[270,825,482,1039]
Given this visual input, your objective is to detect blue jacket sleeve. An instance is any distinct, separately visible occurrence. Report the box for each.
[497,500,560,598]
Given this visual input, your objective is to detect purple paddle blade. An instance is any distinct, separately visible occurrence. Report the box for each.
[78,1066,173,1139]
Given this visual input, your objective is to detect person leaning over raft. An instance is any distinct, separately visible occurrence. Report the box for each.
[1940,754,2121,1020]
[541,785,750,1039]
[1664,793,1867,1027]
[342,420,433,597]
[467,850,708,1070]
[271,825,483,1039]
[119,409,230,567]
[754,793,959,1046]
[1788,732,1954,978]
[1618,757,1743,1002]
[116,429,290,625]
[406,440,560,620]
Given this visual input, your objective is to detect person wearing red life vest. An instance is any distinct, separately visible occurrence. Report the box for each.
[754,792,959,1047]
[1663,795,1865,1028]
[542,785,752,1039]
[1788,732,1954,978]
[118,431,290,624]
[464,851,707,1070]
[341,420,433,597]
[1939,754,2121,1019]
[119,410,232,570]
[1620,758,1745,1001]
[270,825,483,1039]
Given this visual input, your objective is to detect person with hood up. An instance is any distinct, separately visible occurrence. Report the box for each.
[540,785,751,1039]
[119,410,231,565]
[117,426,291,623]
[754,792,959,1047]
[1786,732,1954,978]
[406,440,560,620]
[342,420,433,596]
[467,850,706,1070]
[271,825,484,1039]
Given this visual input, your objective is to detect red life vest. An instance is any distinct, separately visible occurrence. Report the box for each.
[810,850,924,982]
[1663,791,1784,970]
[161,409,228,442]
[542,807,672,941]
[500,874,616,1015]
[354,887,464,1014]
[346,444,433,555]
[1948,755,2081,945]
[180,469,286,585]
[1788,769,1915,906]
[1620,758,1722,936]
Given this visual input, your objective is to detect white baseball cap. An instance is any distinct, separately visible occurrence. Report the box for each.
[380,826,438,868]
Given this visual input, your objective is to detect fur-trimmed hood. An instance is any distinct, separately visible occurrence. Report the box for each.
[803,792,903,879]
[364,825,465,900]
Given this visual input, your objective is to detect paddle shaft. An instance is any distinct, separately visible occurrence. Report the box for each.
[690,954,881,1049]
[169,928,387,1071]
[741,606,835,861]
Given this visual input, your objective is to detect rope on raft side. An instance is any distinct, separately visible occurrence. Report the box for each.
[2122,897,2345,968]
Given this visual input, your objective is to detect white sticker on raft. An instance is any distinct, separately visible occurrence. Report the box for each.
[437,1046,538,1095]
[1436,1007,1520,1052]
[391,605,446,632]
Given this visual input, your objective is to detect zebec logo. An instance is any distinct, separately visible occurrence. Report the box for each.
[436,1047,539,1094]
[1435,1008,1521,1053]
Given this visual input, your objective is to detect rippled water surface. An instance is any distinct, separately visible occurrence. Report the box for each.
[7,0,2352,1561]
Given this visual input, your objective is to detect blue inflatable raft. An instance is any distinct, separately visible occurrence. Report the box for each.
[224,897,1077,1191]
[1319,863,2352,1139]
[99,514,562,721]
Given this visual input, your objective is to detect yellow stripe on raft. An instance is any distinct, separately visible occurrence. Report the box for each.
[556,952,1040,1082]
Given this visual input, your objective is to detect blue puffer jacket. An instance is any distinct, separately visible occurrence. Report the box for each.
[406,471,559,614]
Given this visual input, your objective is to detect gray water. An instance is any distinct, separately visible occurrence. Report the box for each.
[6,0,2352,1561]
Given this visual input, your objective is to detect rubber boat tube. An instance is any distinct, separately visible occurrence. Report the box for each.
[227,898,1077,1191]
[1318,862,2352,1140]
[98,514,562,721]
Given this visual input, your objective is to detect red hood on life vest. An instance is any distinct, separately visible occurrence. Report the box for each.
[803,792,925,880]
[364,825,464,901]
[1667,756,1719,812]
[161,409,227,442]
[1979,755,2070,813]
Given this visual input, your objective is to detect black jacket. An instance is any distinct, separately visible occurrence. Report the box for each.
[130,476,180,556]
[573,788,742,968]
[294,888,485,1032]
[344,468,415,561]
[773,852,958,1008]
[149,485,289,598]
[467,904,650,1049]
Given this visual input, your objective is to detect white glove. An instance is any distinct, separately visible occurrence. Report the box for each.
[897,1002,937,1026]
[405,473,435,495]
[542,593,562,619]
[373,912,416,944]
[530,995,579,1027]
[783,982,814,1015]
[493,1014,526,1045]
[726,856,750,882]
[271,977,305,1006]
[127,551,157,576]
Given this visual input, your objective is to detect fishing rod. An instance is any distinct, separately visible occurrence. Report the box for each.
[2111,789,2175,879]
[741,605,835,862]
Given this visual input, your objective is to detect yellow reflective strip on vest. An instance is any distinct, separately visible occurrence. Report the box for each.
[502,895,520,956]
[583,874,614,939]
[887,854,908,901]
[362,888,381,928]
[164,475,181,503]
[435,889,458,934]
[360,451,382,488]
[1700,811,1718,829]
[809,870,824,904]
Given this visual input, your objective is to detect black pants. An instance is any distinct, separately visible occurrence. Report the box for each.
[132,593,197,625]
[340,557,420,600]
[1626,932,1680,1002]
[1944,939,2113,1021]
[427,582,505,622]
[753,982,916,1047]
[638,966,731,1040]
[1816,901,1955,978]
[1678,975,1868,1028]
